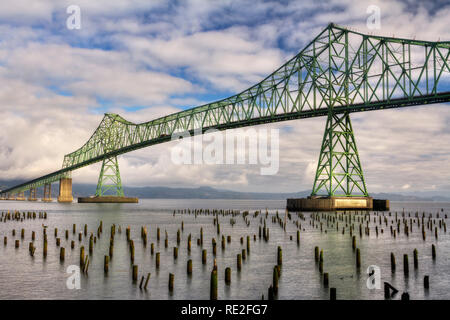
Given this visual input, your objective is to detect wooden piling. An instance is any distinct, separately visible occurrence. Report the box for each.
[169,273,174,292]
[104,255,109,274]
[132,265,138,282]
[80,246,85,268]
[424,275,429,289]
[273,266,279,294]
[391,252,396,272]
[413,249,418,269]
[144,273,151,290]
[330,288,336,300]
[187,259,193,275]
[155,252,160,269]
[43,239,47,258]
[237,254,242,271]
[403,254,409,275]
[277,246,282,265]
[60,247,65,261]
[225,267,231,285]
[356,248,361,269]
[202,249,207,265]
[432,244,436,260]
[210,270,218,300]
[323,272,329,286]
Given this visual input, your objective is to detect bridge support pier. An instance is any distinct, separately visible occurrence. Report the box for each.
[58,178,73,203]
[42,183,52,202]
[16,191,26,201]
[287,111,388,211]
[78,156,138,203]
[28,188,37,201]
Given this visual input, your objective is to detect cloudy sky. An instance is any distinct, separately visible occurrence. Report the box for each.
[0,0,449,194]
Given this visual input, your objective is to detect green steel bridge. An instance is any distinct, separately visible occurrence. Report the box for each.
[1,23,450,201]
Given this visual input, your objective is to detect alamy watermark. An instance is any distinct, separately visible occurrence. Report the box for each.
[366,5,381,30]
[66,5,81,30]
[66,265,81,289]
[170,128,279,175]
[366,265,381,290]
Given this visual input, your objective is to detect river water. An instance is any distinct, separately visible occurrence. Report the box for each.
[0,199,449,300]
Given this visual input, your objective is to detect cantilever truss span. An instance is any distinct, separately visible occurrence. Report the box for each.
[1,23,450,198]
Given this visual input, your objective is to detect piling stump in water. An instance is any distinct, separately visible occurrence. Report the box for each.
[323,273,329,286]
[187,259,193,275]
[237,254,242,271]
[156,252,160,269]
[424,275,429,289]
[277,246,282,265]
[132,265,138,282]
[225,267,231,285]
[356,248,361,269]
[60,247,65,261]
[272,266,279,294]
[432,244,436,260]
[391,253,396,272]
[413,249,418,269]
[144,273,151,290]
[403,254,409,275]
[43,239,48,258]
[330,288,336,300]
[80,246,85,268]
[210,270,218,300]
[15,240,19,248]
[169,273,174,292]
[202,249,207,265]
[104,255,109,274]
[268,285,274,300]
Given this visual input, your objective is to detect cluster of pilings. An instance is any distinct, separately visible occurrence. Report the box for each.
[0,206,447,300]
[1,211,47,223]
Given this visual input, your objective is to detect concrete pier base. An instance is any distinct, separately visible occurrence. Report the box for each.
[287,196,389,211]
[42,183,52,202]
[16,192,26,201]
[28,188,37,201]
[58,178,73,203]
[78,196,138,203]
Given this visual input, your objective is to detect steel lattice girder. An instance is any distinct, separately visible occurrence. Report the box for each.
[2,23,450,196]
[95,156,124,197]
[311,111,368,197]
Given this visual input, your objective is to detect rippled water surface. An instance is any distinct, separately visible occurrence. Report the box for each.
[0,199,449,300]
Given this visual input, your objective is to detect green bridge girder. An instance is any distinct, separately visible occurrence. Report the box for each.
[1,23,450,197]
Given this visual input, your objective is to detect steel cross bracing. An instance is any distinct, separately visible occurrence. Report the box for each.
[95,156,124,197]
[1,23,450,196]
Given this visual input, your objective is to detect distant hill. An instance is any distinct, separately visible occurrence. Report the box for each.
[0,180,449,201]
